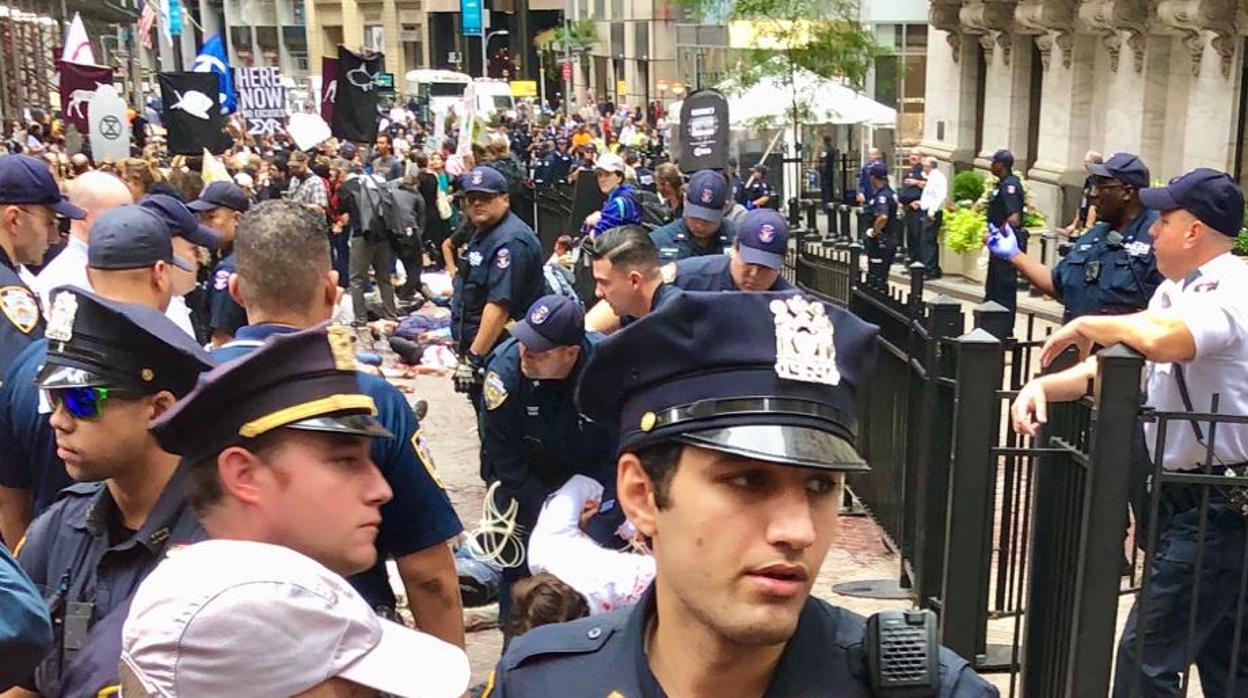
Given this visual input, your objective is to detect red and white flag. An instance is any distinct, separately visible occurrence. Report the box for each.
[138,2,157,51]
[60,13,95,65]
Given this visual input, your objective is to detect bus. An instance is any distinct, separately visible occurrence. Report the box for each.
[403,69,473,113]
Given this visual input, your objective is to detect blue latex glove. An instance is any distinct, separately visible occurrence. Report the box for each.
[986,222,1020,260]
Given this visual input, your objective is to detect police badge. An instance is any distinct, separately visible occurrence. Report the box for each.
[770,295,840,385]
[45,291,79,342]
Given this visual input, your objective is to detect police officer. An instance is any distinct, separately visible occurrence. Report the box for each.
[1,542,49,690]
[546,139,573,184]
[984,149,1027,326]
[479,294,617,632]
[138,192,226,339]
[727,157,746,205]
[864,162,899,287]
[209,200,465,648]
[583,225,680,334]
[628,151,655,194]
[487,291,997,697]
[742,164,775,210]
[898,148,925,262]
[650,170,736,263]
[451,167,545,407]
[0,154,86,378]
[11,286,212,697]
[190,181,251,346]
[1011,169,1248,697]
[665,208,795,293]
[987,152,1163,324]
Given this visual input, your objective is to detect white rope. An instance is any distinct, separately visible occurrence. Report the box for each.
[466,481,527,569]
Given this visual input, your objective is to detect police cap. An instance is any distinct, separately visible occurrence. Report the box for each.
[1086,152,1150,189]
[151,323,392,458]
[990,149,1014,168]
[36,287,213,397]
[576,291,879,470]
[1139,167,1245,238]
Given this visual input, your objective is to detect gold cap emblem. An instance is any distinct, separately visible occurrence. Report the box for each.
[640,412,657,432]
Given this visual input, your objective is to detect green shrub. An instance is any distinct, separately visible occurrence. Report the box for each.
[1237,228,1248,256]
[942,208,986,254]
[952,171,985,205]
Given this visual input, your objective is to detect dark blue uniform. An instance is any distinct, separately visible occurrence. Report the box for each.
[14,467,203,696]
[208,251,247,339]
[649,218,736,263]
[618,282,681,328]
[0,246,42,378]
[0,340,70,517]
[0,539,50,689]
[539,151,574,185]
[667,253,795,292]
[480,335,617,622]
[742,177,774,209]
[487,584,998,697]
[865,184,900,286]
[210,323,464,610]
[985,174,1027,321]
[1050,209,1163,323]
[451,212,545,356]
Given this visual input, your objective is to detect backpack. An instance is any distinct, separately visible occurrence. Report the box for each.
[542,262,583,308]
[636,189,671,231]
[381,180,425,260]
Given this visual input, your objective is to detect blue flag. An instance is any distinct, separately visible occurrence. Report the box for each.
[191,34,237,114]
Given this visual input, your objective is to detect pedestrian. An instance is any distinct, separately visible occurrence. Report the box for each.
[286,150,330,214]
[449,167,544,409]
[0,542,50,691]
[486,291,996,697]
[583,225,677,334]
[137,193,227,340]
[864,162,899,287]
[654,162,683,218]
[1064,150,1102,236]
[207,199,466,646]
[984,149,1027,327]
[917,156,947,279]
[899,148,925,262]
[582,151,642,238]
[478,294,618,634]
[666,208,795,293]
[340,166,400,322]
[819,134,839,229]
[413,151,451,270]
[183,181,251,345]
[1010,168,1248,696]
[10,282,213,697]
[0,154,86,376]
[650,170,736,263]
[372,133,405,181]
[120,540,469,698]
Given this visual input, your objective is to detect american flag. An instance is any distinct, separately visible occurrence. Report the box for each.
[138,1,157,50]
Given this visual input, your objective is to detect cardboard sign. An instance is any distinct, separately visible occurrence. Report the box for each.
[237,66,287,135]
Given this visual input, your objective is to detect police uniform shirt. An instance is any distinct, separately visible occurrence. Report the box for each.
[618,282,681,329]
[666,254,795,292]
[0,541,49,689]
[743,177,774,206]
[455,212,545,355]
[14,466,203,696]
[544,151,574,184]
[210,323,464,608]
[987,174,1025,227]
[486,583,997,697]
[871,185,900,242]
[0,244,43,377]
[1050,209,1163,323]
[0,340,71,517]
[649,218,737,263]
[1143,252,1248,471]
[208,252,247,338]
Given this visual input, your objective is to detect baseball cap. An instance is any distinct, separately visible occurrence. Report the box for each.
[867,162,888,178]
[188,181,251,213]
[88,205,193,272]
[0,153,86,219]
[594,151,626,174]
[684,170,727,224]
[1086,152,1150,189]
[991,149,1015,167]
[510,294,585,353]
[139,194,223,250]
[1139,167,1245,237]
[736,209,790,270]
[460,166,508,194]
[121,540,471,698]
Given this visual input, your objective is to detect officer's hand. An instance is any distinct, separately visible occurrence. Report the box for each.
[986,222,1020,260]
[452,354,485,393]
[1012,379,1049,437]
[1039,318,1093,367]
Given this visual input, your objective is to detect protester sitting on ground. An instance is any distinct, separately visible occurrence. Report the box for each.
[504,571,592,640]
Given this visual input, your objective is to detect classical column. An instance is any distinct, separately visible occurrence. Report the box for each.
[923,0,983,164]
[382,0,402,73]
[306,0,323,66]
[976,32,1032,166]
[341,0,364,50]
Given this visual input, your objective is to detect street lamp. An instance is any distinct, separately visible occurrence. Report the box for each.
[482,29,509,79]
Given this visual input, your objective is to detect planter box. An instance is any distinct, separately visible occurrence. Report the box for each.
[940,241,988,284]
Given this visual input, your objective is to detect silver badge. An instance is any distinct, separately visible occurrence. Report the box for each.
[771,295,840,385]
[45,292,79,343]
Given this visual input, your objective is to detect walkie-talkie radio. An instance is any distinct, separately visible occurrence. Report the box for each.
[865,609,940,697]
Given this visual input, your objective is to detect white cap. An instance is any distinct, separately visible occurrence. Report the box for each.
[594,151,626,174]
[121,540,470,698]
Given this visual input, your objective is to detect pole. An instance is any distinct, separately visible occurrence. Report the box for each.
[538,49,545,106]
[480,33,486,79]
[562,2,571,115]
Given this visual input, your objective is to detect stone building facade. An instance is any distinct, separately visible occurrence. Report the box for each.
[922,0,1248,226]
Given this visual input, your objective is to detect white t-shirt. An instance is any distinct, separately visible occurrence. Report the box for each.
[527,475,655,615]
[1144,252,1248,470]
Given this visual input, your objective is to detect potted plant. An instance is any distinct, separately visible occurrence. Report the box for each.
[939,170,1047,283]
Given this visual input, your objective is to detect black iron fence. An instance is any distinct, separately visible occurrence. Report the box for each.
[785,236,1248,696]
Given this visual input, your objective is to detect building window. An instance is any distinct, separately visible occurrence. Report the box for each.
[290,50,308,72]
[611,0,622,20]
[611,22,624,58]
[229,26,252,54]
[364,25,384,52]
[256,26,279,66]
[635,21,648,59]
[291,0,305,25]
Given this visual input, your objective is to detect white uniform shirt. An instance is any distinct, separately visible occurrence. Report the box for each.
[1144,252,1248,470]
[920,169,947,216]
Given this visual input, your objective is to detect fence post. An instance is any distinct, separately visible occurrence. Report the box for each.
[839,204,852,241]
[973,300,1013,341]
[806,200,819,238]
[941,328,1004,663]
[908,262,926,316]
[788,197,802,226]
[847,241,863,291]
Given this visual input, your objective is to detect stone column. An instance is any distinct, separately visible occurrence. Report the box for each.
[341,0,364,50]
[1027,33,1094,237]
[921,27,982,165]
[1179,30,1240,171]
[382,0,402,74]
[976,33,1033,165]
[306,0,323,65]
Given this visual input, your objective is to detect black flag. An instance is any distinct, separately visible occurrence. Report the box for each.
[158,72,231,155]
[331,46,384,143]
[678,89,730,174]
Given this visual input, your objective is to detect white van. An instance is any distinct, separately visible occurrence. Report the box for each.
[473,79,515,119]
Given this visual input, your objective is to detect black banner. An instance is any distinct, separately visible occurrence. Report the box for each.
[57,61,114,134]
[331,46,384,143]
[678,89,730,174]
[158,72,231,154]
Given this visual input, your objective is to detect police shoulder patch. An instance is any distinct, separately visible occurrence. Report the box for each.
[660,262,677,283]
[212,268,230,291]
[483,370,509,410]
[496,247,511,270]
[411,427,446,489]
[0,285,39,334]
[1006,184,1017,195]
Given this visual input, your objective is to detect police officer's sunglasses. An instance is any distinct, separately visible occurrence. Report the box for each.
[44,386,145,420]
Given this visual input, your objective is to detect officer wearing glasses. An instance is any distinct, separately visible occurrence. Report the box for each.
[987,152,1164,324]
[0,154,87,379]
[9,286,211,697]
